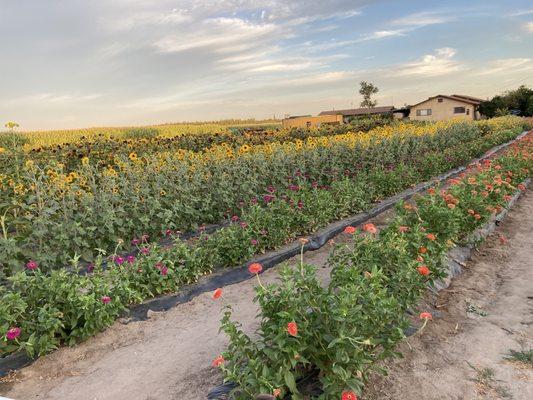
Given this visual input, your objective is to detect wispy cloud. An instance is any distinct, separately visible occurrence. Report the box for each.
[391,11,456,27]
[395,48,466,77]
[506,8,533,17]
[478,58,533,75]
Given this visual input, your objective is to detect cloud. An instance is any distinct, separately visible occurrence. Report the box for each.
[478,58,533,75]
[154,17,280,54]
[525,21,533,32]
[506,8,533,17]
[395,48,466,77]
[391,11,455,27]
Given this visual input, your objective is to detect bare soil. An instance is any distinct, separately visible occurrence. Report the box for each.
[0,193,531,400]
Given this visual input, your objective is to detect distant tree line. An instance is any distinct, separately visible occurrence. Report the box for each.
[479,85,533,118]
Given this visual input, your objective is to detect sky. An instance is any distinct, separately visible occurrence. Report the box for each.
[1,0,533,130]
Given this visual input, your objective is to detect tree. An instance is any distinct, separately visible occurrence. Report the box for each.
[4,121,19,131]
[479,86,533,117]
[359,81,379,109]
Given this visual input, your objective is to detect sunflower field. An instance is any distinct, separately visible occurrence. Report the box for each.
[0,116,529,276]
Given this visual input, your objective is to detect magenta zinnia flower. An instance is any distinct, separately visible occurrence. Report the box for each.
[101,296,111,304]
[114,256,125,265]
[25,260,38,270]
[140,247,150,255]
[6,327,21,340]
[160,266,168,276]
[126,255,135,264]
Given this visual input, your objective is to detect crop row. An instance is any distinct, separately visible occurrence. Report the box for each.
[0,129,531,359]
[0,117,529,276]
[1,116,391,172]
[215,136,532,399]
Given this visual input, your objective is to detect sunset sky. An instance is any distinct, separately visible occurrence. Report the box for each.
[1,0,533,130]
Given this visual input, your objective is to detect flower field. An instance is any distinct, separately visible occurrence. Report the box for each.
[215,134,533,399]
[0,116,531,362]
[0,116,527,276]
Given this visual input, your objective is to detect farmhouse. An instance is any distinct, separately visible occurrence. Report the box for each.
[409,94,484,121]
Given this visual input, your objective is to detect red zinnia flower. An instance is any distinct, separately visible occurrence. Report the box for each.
[417,266,430,276]
[362,223,377,234]
[101,296,111,304]
[6,327,21,340]
[212,355,225,367]
[427,188,436,195]
[341,391,358,400]
[419,312,432,320]
[419,246,427,254]
[287,322,298,337]
[343,226,357,234]
[213,288,223,299]
[426,233,436,241]
[248,263,263,274]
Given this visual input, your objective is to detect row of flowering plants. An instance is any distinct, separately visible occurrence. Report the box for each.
[0,130,530,359]
[213,135,532,399]
[0,117,529,275]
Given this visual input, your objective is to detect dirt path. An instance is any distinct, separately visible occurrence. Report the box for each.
[0,192,531,400]
[365,192,533,400]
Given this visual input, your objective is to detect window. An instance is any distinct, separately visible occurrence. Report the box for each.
[466,109,470,115]
[454,107,466,114]
[416,109,432,116]
[438,98,443,103]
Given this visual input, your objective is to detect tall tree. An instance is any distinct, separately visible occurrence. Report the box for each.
[359,81,379,109]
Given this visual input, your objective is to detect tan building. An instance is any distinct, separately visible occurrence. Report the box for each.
[409,94,484,121]
[282,114,343,129]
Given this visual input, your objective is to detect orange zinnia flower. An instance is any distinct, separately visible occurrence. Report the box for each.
[212,355,225,367]
[343,226,357,234]
[287,322,298,337]
[248,263,263,274]
[426,233,436,241]
[417,266,430,276]
[362,223,377,234]
[419,246,427,254]
[419,312,432,320]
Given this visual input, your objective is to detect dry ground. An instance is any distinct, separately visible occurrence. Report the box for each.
[0,193,531,400]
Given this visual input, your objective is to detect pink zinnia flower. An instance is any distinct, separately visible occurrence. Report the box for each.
[25,260,38,270]
[101,296,111,304]
[398,226,410,233]
[114,256,125,265]
[126,255,135,264]
[131,238,140,246]
[140,247,150,255]
[160,266,168,276]
[231,215,239,222]
[251,238,258,246]
[6,327,21,340]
